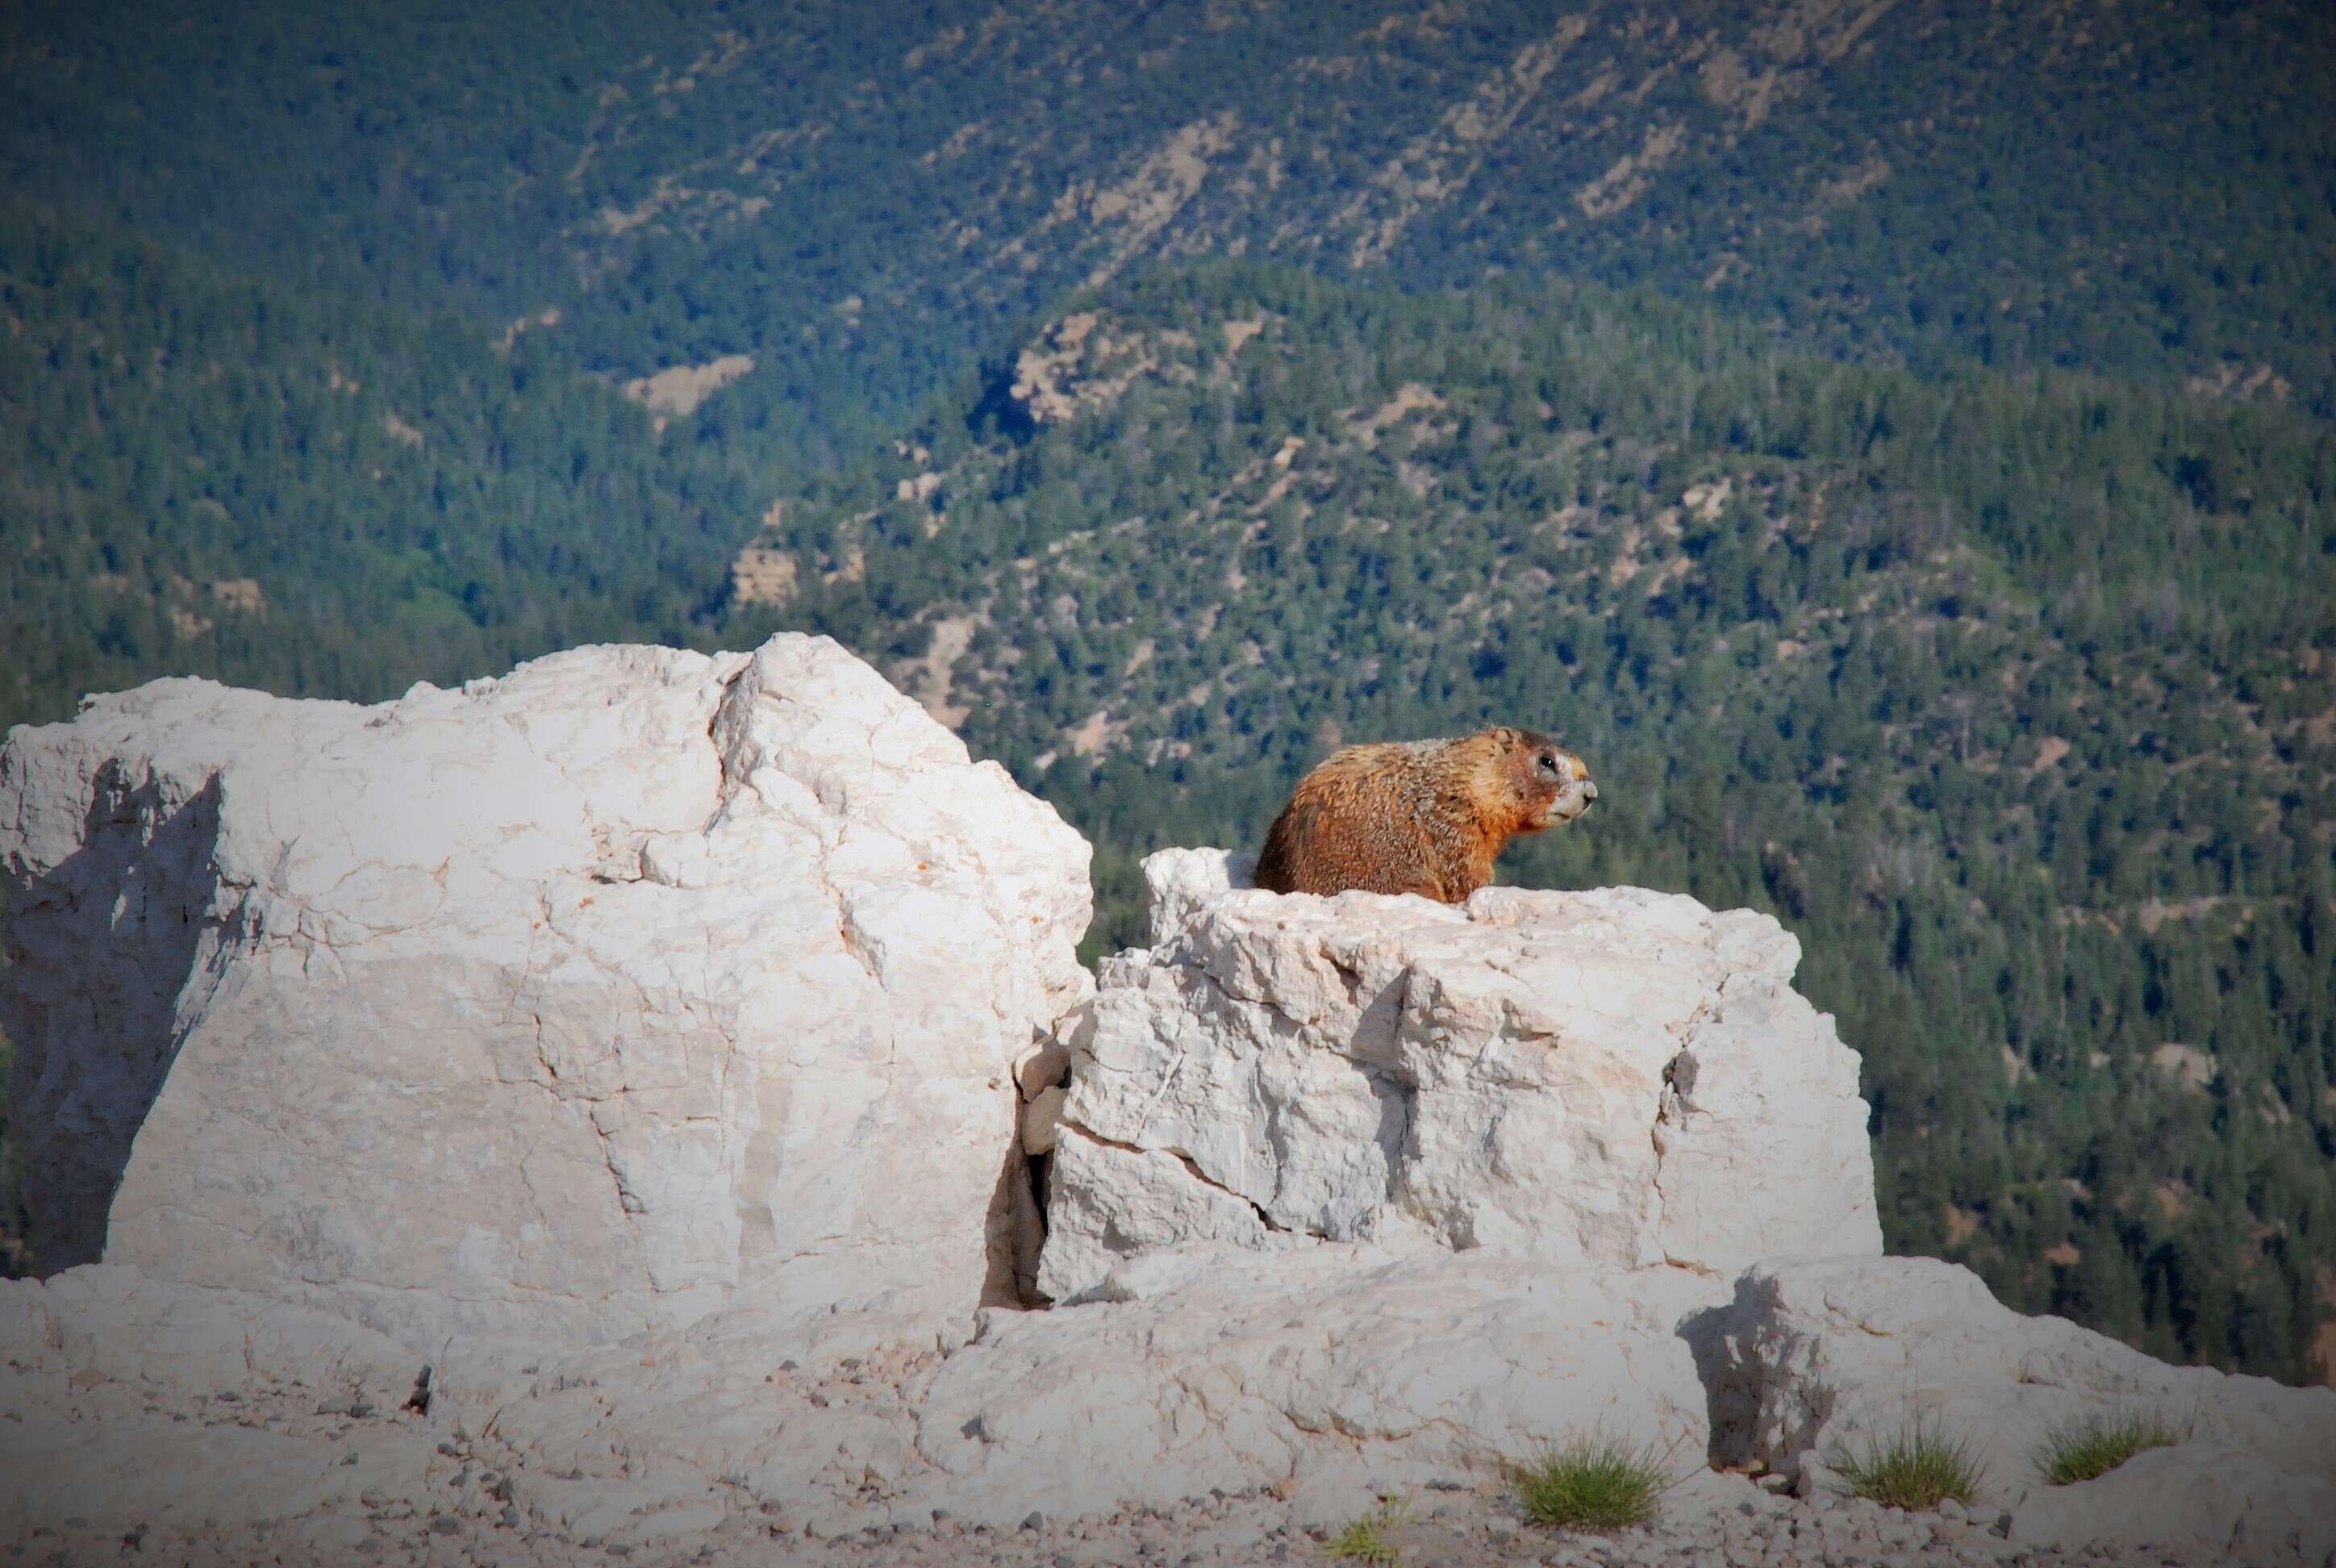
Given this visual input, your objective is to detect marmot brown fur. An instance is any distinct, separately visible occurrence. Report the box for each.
[1254,726,1596,903]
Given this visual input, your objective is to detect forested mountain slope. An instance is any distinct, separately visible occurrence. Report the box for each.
[0,203,753,736]
[743,265,2336,1382]
[6,0,2332,448]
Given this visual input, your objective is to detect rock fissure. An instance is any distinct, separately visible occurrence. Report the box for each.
[1058,1116,1287,1236]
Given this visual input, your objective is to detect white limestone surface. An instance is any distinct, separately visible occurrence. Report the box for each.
[0,1265,440,1541]
[433,1241,1728,1538]
[0,634,1091,1352]
[1037,847,1882,1302]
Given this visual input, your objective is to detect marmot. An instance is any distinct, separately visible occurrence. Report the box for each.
[1254,726,1596,903]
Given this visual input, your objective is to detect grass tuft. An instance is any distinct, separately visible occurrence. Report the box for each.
[1321,1495,1410,1563]
[1513,1431,1671,1533]
[1831,1414,1988,1510]
[2032,1408,2188,1487]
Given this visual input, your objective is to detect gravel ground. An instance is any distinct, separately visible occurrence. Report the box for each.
[10,1478,2321,1567]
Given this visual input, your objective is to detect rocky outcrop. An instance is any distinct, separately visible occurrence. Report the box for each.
[1035,848,1881,1303]
[0,635,1090,1352]
[4,644,2333,1565]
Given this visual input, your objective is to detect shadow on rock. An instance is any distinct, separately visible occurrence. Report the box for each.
[0,765,224,1272]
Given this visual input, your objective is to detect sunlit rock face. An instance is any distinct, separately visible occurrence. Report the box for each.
[0,633,1091,1351]
[1036,847,1883,1303]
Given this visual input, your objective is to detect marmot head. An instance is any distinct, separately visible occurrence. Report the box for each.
[1475,725,1597,836]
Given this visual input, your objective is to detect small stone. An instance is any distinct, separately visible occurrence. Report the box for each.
[1024,1512,1045,1532]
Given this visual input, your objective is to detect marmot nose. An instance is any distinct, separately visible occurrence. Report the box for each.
[1582,780,1598,803]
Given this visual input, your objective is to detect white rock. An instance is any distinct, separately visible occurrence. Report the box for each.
[0,1266,450,1541]
[1037,849,1879,1302]
[0,1264,419,1400]
[1696,1254,2336,1555]
[0,1416,426,1534]
[0,635,1091,1352]
[2009,1438,2336,1559]
[605,1500,732,1545]
[1022,1084,1068,1155]
[465,1241,1722,1533]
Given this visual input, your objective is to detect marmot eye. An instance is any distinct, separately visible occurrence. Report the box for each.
[1537,753,1558,774]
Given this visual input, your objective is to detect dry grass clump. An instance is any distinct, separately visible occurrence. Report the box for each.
[1831,1415,1988,1509]
[1513,1431,1672,1532]
[2033,1408,2188,1486]
[1321,1495,1410,1563]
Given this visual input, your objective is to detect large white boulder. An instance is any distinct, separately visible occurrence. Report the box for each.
[1696,1254,2336,1558]
[0,635,1091,1352]
[1036,848,1881,1302]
